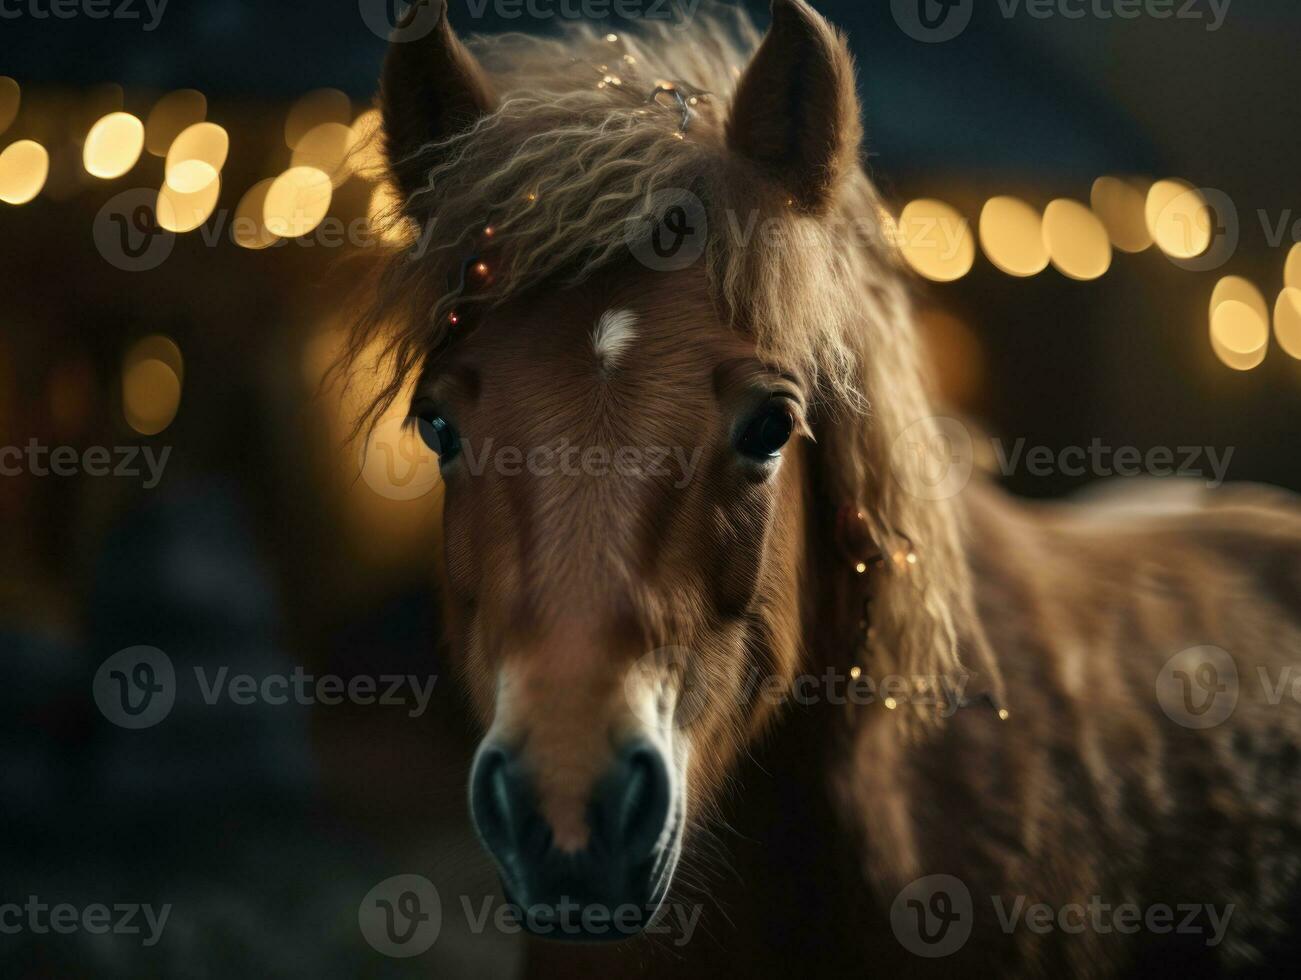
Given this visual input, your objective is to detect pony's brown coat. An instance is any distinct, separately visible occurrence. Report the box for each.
[356,2,1301,975]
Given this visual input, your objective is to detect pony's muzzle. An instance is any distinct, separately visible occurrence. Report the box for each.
[469,739,675,941]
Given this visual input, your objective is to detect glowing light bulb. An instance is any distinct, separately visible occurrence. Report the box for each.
[291,121,354,186]
[1273,288,1301,360]
[122,357,181,435]
[898,199,974,282]
[1209,299,1268,371]
[1146,179,1212,259]
[165,121,228,193]
[233,178,278,250]
[264,166,332,239]
[0,76,21,137]
[157,175,221,233]
[1090,176,1152,253]
[285,88,351,149]
[1286,243,1301,291]
[1042,198,1112,280]
[0,139,48,204]
[979,196,1048,277]
[83,111,145,179]
[144,89,206,157]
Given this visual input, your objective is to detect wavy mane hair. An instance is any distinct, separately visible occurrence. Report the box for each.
[345,1,1002,722]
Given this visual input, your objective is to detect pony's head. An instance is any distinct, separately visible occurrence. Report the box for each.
[354,0,996,941]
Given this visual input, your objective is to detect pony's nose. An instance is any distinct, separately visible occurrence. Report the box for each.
[469,739,674,941]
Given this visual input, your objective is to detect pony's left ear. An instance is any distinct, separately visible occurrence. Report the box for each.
[380,0,497,210]
[725,0,862,213]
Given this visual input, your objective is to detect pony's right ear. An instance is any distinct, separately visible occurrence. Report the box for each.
[725,0,861,213]
[380,0,497,210]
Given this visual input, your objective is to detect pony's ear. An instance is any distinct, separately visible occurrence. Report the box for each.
[380,0,497,209]
[725,0,861,213]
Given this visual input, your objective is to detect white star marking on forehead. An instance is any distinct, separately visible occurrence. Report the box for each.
[592,308,638,374]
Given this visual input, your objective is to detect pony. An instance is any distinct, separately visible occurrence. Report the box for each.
[348,1,1301,975]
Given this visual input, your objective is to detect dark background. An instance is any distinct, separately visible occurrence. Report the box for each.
[1,1,1298,976]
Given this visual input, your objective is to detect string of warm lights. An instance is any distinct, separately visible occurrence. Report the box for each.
[892,181,1301,373]
[1,74,1298,376]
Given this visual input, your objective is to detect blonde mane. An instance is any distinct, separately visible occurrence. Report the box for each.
[348,5,1002,717]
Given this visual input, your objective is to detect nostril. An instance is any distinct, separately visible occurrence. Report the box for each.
[471,744,550,862]
[599,743,672,864]
[470,745,512,852]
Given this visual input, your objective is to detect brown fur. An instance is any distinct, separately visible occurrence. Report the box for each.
[351,2,1301,975]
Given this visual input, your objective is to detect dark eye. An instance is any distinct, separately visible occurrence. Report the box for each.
[415,412,461,464]
[736,400,795,460]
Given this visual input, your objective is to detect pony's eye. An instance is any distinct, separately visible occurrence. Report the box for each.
[415,413,461,463]
[736,400,795,460]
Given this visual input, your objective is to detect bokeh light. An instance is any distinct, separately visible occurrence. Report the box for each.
[1042,198,1111,280]
[157,175,221,232]
[0,77,19,136]
[979,196,1048,277]
[233,178,279,250]
[145,89,207,157]
[122,356,181,435]
[347,109,385,182]
[1146,179,1212,259]
[897,199,974,282]
[1274,288,1301,360]
[1089,176,1152,253]
[1210,275,1269,322]
[125,334,185,386]
[367,182,410,245]
[83,111,145,179]
[0,139,49,205]
[264,166,333,238]
[1286,243,1301,291]
[285,89,351,149]
[1210,299,1268,371]
[165,121,228,193]
[291,122,354,185]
